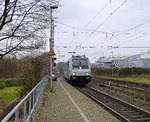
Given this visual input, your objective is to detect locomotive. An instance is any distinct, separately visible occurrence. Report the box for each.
[64,55,91,85]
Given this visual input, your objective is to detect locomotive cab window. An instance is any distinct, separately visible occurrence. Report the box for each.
[72,59,89,69]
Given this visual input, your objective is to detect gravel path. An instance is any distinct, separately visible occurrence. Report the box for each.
[35,79,120,122]
[36,82,83,122]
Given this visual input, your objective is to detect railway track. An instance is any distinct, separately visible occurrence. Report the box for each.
[77,85,150,122]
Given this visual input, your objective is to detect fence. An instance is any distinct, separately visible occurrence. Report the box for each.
[1,76,49,122]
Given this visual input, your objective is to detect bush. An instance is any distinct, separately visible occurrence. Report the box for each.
[4,78,23,87]
[0,78,23,89]
[0,82,5,89]
[0,53,49,96]
[92,67,150,77]
[0,87,21,120]
[0,58,18,78]
[0,87,21,102]
[20,57,43,96]
[0,53,49,120]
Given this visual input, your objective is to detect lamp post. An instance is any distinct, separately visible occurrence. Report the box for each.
[49,4,58,90]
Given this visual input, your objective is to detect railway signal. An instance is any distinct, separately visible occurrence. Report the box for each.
[49,4,58,90]
[48,49,55,56]
[52,57,57,67]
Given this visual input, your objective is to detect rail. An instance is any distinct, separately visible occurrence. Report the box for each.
[80,85,150,122]
[1,76,49,122]
[93,77,150,102]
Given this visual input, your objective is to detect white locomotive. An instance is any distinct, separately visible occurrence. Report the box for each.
[64,55,91,85]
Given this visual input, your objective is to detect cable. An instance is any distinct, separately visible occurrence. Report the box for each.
[119,46,150,48]
[78,0,128,54]
[56,21,114,35]
[58,18,150,37]
[116,31,149,47]
[56,2,110,57]
[112,30,143,45]
[104,32,149,56]
[85,0,128,40]
[116,19,150,35]
[83,2,109,28]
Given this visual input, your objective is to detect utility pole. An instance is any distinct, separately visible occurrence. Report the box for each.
[49,5,58,89]
[111,51,114,77]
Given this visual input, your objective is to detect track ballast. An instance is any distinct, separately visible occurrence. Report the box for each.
[77,85,150,122]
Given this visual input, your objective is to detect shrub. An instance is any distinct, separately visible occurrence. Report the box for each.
[4,78,24,87]
[20,57,43,96]
[0,58,18,78]
[92,67,150,77]
[0,78,23,89]
[0,87,21,102]
[0,53,49,96]
[0,87,21,120]
[0,82,5,89]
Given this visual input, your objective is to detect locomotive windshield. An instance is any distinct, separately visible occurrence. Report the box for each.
[72,59,89,69]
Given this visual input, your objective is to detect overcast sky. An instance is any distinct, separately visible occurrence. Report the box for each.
[53,0,150,62]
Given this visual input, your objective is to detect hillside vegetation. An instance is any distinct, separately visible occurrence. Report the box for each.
[0,53,49,119]
[92,67,150,84]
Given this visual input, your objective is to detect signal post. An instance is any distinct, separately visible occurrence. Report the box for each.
[49,5,58,90]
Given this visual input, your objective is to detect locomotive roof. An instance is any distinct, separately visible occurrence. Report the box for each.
[72,55,88,59]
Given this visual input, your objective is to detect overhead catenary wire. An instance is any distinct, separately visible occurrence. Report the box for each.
[112,29,150,48]
[78,0,128,56]
[56,22,149,53]
[83,2,109,29]
[116,19,150,35]
[56,0,129,52]
[56,21,114,35]
[107,19,150,46]
[86,0,150,58]
[56,17,150,39]
[84,0,128,41]
[104,31,149,58]
[57,0,150,39]
[106,34,149,54]
[56,0,150,61]
[107,25,150,53]
[111,30,144,45]
[56,2,111,56]
[117,46,150,48]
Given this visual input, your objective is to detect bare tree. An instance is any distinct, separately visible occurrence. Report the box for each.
[0,0,57,58]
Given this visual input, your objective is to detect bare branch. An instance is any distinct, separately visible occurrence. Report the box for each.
[0,0,56,57]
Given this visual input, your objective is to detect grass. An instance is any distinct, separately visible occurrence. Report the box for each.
[0,77,23,89]
[94,75,150,84]
[0,87,21,103]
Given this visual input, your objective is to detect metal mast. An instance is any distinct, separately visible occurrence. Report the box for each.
[49,5,58,89]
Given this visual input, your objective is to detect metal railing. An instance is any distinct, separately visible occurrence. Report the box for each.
[1,76,49,122]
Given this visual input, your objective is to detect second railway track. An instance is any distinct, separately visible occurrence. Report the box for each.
[77,85,150,122]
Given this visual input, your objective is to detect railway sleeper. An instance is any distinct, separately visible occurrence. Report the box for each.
[84,86,150,119]
[120,111,140,115]
[126,114,146,118]
[119,110,138,114]
[129,117,150,121]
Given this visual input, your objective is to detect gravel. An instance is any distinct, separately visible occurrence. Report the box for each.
[88,79,150,112]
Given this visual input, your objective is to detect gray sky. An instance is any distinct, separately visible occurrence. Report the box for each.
[53,0,150,62]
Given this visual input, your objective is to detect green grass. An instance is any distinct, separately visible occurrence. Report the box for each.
[0,77,24,89]
[94,75,150,84]
[0,87,21,103]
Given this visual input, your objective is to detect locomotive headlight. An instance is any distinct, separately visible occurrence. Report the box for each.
[86,72,89,75]
[72,72,76,75]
